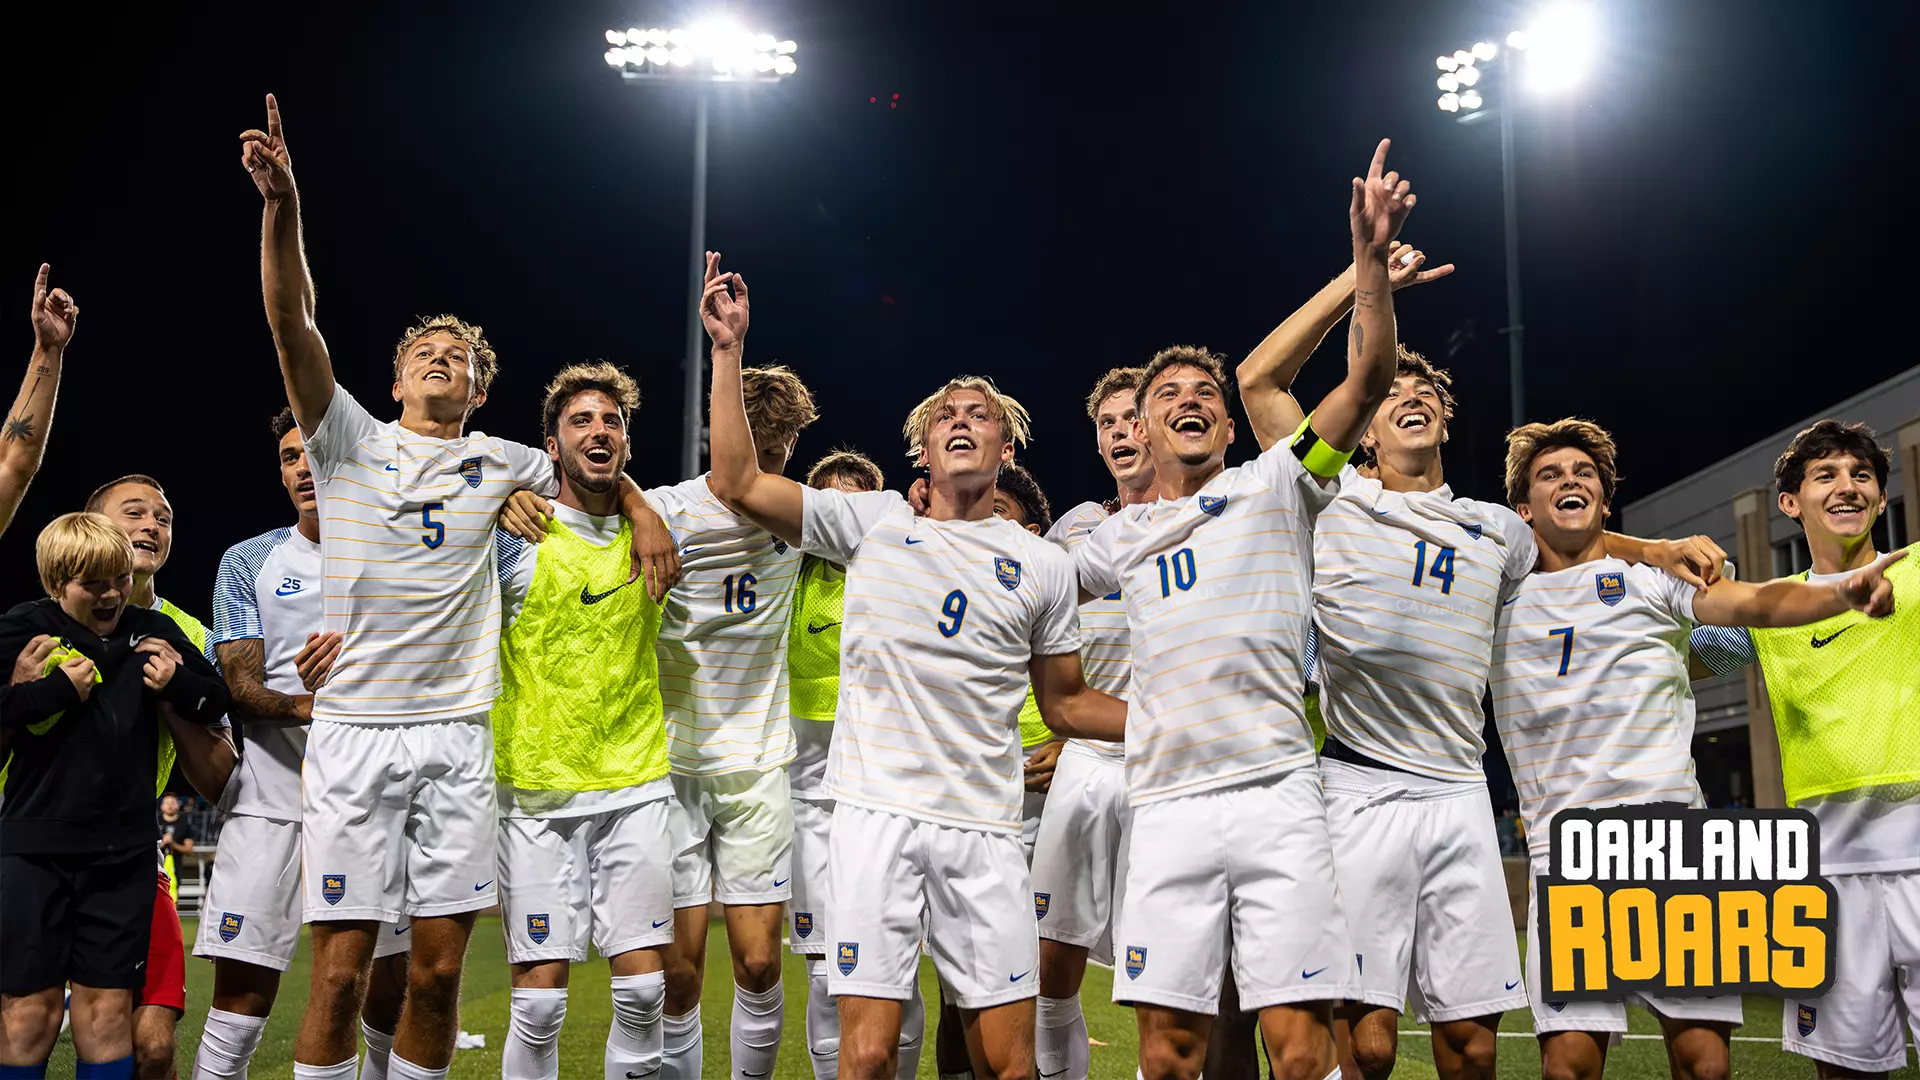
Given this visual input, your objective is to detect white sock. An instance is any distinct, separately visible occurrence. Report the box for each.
[503,987,569,1080]
[191,1008,269,1079]
[661,1007,702,1080]
[292,1060,358,1080]
[1323,1066,1342,1080]
[804,967,840,1080]
[1035,995,1089,1080]
[606,972,665,1080]
[358,1021,396,1080]
[383,1054,447,1080]
[895,980,925,1080]
[730,982,784,1079]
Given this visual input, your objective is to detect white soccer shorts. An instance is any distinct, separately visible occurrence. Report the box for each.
[1030,742,1130,966]
[789,796,833,955]
[827,802,1039,1010]
[1781,869,1920,1073]
[1020,789,1047,866]
[1323,759,1526,1022]
[1113,767,1354,1013]
[669,767,794,908]
[1524,858,1744,1034]
[497,797,674,964]
[198,814,408,968]
[302,716,499,922]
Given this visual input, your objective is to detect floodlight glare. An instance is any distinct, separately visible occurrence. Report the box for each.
[1520,3,1597,93]
[668,28,689,45]
[627,27,646,43]
[776,40,798,54]
[1507,29,1530,49]
[1437,55,1459,72]
[1453,50,1476,67]
[753,33,776,51]
[1459,89,1484,109]
[670,47,692,66]
[775,56,797,75]
[1438,94,1461,112]
[754,53,776,72]
[1472,41,1498,61]
[648,45,671,65]
[604,48,624,67]
[1437,74,1460,93]
[1454,64,1481,87]
[602,20,798,82]
[606,29,625,45]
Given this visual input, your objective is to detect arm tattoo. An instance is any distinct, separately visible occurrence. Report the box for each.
[1353,287,1378,311]
[216,637,306,723]
[1351,323,1365,357]
[2,416,32,442]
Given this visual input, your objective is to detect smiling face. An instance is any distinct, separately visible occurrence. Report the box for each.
[278,427,316,517]
[924,389,1014,484]
[1781,451,1885,546]
[1364,374,1448,460]
[1140,363,1234,473]
[1516,446,1610,547]
[547,388,631,497]
[97,483,173,578]
[58,572,133,636]
[392,330,486,422]
[1093,390,1152,487]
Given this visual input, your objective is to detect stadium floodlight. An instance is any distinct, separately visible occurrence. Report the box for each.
[1519,3,1597,94]
[1452,49,1476,67]
[1472,41,1498,61]
[1438,93,1461,112]
[1507,29,1531,49]
[601,21,800,476]
[1437,74,1460,93]
[1459,89,1484,109]
[1437,54,1459,72]
[1454,64,1481,87]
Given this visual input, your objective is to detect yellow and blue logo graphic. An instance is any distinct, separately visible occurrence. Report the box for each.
[1198,494,1227,517]
[527,913,550,945]
[1034,892,1050,920]
[1595,571,1627,607]
[219,912,244,943]
[794,911,814,939]
[995,557,1022,591]
[460,456,484,489]
[321,874,346,906]
[837,942,859,976]
[1125,945,1147,980]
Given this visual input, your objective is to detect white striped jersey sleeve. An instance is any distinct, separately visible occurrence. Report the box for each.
[209,526,320,821]
[1689,624,1757,678]
[1046,501,1129,760]
[302,383,558,723]
[803,487,1082,834]
[649,475,800,775]
[1311,481,1536,780]
[1075,438,1335,807]
[1491,559,1703,861]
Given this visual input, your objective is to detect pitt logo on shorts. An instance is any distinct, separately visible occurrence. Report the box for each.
[460,457,484,488]
[1198,494,1227,517]
[1125,946,1147,980]
[794,911,814,939]
[321,874,346,905]
[527,913,550,945]
[1797,1004,1817,1036]
[837,942,859,976]
[218,912,244,943]
[1033,892,1050,920]
[995,557,1022,591]
[1595,572,1627,606]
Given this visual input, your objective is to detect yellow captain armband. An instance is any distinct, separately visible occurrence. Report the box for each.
[1288,412,1354,479]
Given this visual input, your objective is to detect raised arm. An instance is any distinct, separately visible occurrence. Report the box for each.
[0,265,77,537]
[1691,549,1904,627]
[1030,652,1127,742]
[1301,139,1419,455]
[701,253,806,544]
[1239,244,1453,452]
[240,94,335,431]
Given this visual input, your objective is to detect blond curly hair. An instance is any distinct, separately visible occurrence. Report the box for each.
[393,314,500,398]
[902,376,1032,463]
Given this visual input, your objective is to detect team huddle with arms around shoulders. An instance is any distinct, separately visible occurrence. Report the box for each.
[0,91,1913,1080]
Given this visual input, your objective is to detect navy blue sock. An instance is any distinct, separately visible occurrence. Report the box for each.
[73,1055,134,1080]
[0,1062,50,1079]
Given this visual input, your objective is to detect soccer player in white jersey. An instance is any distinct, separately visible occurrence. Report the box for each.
[238,94,678,1080]
[1689,420,1919,1078]
[1491,419,1902,1080]
[696,252,1126,1080]
[191,409,409,1080]
[0,265,75,539]
[491,364,679,1080]
[1027,366,1155,1080]
[1072,139,1417,1080]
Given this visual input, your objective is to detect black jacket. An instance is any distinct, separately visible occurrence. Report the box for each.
[0,600,228,856]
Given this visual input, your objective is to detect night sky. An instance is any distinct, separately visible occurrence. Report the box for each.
[4,0,1914,618]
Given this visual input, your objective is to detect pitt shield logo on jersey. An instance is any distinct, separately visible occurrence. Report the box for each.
[459,456,484,489]
[219,912,244,943]
[837,942,859,975]
[1461,523,1483,539]
[995,557,1022,591]
[794,911,814,939]
[1198,494,1227,517]
[526,913,550,945]
[321,874,346,905]
[1125,946,1146,979]
[1797,1004,1816,1036]
[1595,572,1627,606]
[1034,892,1050,920]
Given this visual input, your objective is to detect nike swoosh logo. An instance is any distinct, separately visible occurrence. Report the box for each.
[1009,969,1032,982]
[1505,980,1520,990]
[806,621,839,634]
[581,581,634,605]
[274,586,301,596]
[905,537,924,545]
[396,925,410,935]
[1810,626,1854,648]
[474,880,493,891]
[773,877,789,888]
[1302,966,1328,979]
[652,918,671,928]
[130,634,151,647]
[384,464,399,472]
[1501,596,1518,607]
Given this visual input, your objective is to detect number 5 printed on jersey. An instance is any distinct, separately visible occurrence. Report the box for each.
[421,502,445,549]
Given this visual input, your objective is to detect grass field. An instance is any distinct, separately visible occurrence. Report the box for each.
[42,917,1920,1078]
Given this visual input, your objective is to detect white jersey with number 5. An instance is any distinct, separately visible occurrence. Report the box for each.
[801,488,1082,835]
[303,385,557,724]
[647,475,801,775]
[1046,501,1131,759]
[1312,478,1537,780]
[1491,559,1703,861]
[1074,438,1336,807]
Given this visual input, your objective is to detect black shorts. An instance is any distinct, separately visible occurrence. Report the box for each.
[0,849,154,993]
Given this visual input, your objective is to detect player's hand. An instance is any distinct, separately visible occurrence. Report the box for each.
[1023,741,1064,793]
[295,631,343,692]
[137,638,180,692]
[239,94,295,202]
[30,264,79,350]
[1647,535,1729,589]
[700,252,749,351]
[1386,242,1454,292]
[59,655,97,702]
[501,489,554,544]
[630,505,683,603]
[12,635,57,685]
[1350,139,1417,260]
[906,477,930,516]
[1836,548,1906,617]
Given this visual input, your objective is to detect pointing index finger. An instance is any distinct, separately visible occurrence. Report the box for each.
[266,94,282,140]
[1367,138,1390,184]
[32,263,48,309]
